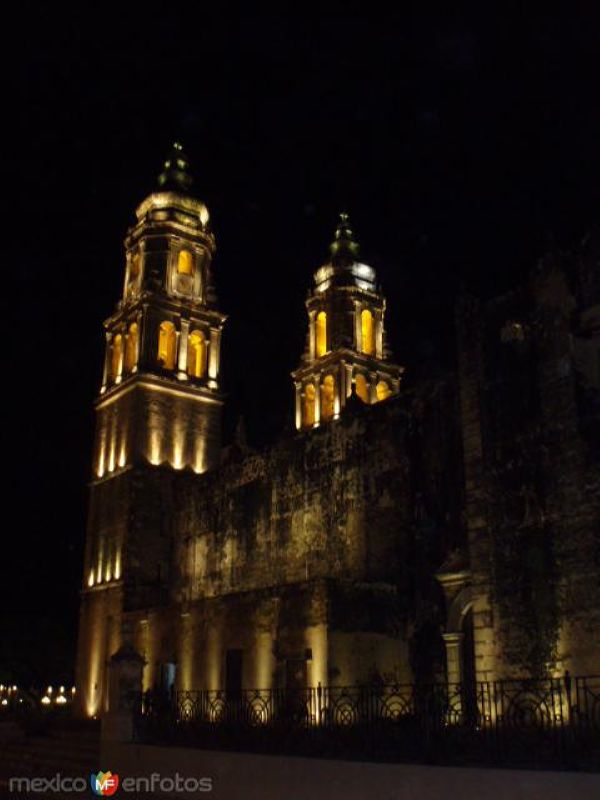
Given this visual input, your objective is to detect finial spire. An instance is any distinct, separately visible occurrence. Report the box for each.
[329,211,360,264]
[157,141,194,194]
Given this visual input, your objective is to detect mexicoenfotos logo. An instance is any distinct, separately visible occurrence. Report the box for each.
[90,771,120,796]
[9,770,212,794]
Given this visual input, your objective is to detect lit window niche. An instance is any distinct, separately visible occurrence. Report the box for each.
[361,309,375,356]
[187,330,206,378]
[316,311,327,357]
[177,249,194,276]
[111,334,123,381]
[355,373,369,403]
[158,321,177,369]
[321,375,335,420]
[303,383,316,427]
[376,380,392,402]
[124,322,138,372]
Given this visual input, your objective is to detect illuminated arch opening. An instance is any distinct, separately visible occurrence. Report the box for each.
[124,323,138,372]
[321,374,335,420]
[361,309,375,355]
[158,321,177,369]
[111,334,122,380]
[376,380,392,402]
[316,311,327,357]
[303,383,316,427]
[355,373,369,403]
[187,330,207,378]
[178,249,193,276]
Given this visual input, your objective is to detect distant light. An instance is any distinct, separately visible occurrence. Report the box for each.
[55,695,67,705]
[41,697,51,705]
[47,686,53,695]
[59,686,65,694]
[71,687,76,695]
[1,699,7,706]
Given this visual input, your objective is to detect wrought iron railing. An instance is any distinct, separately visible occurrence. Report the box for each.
[134,674,600,769]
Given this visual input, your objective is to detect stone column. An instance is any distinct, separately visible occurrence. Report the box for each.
[294,382,302,430]
[344,363,353,398]
[375,310,384,358]
[178,318,189,378]
[309,311,316,360]
[354,301,362,352]
[369,370,378,404]
[339,359,346,410]
[101,332,112,393]
[209,326,221,380]
[314,373,321,424]
[133,311,142,372]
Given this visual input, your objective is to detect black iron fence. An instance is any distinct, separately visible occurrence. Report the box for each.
[134,674,600,769]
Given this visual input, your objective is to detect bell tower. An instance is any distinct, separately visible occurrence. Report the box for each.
[95,142,226,476]
[292,213,403,428]
[76,144,226,717]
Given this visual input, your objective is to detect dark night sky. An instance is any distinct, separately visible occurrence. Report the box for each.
[2,7,600,682]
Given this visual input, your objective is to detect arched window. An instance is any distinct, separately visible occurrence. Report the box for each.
[124,323,138,372]
[303,383,316,427]
[187,330,206,378]
[111,334,122,380]
[361,309,375,356]
[158,321,177,369]
[376,380,392,402]
[321,374,335,420]
[177,249,193,276]
[316,311,327,357]
[355,373,369,403]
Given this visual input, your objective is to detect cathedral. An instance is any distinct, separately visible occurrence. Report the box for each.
[75,145,600,718]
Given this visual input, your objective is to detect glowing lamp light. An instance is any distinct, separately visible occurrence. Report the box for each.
[1,699,7,706]
[41,696,51,705]
[47,686,53,695]
[71,687,76,695]
[55,695,67,705]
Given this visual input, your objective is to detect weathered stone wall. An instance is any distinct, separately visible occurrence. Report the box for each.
[457,253,600,679]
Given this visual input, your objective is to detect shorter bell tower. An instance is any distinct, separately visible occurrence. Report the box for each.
[292,214,403,428]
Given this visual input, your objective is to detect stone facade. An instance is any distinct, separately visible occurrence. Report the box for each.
[76,149,600,717]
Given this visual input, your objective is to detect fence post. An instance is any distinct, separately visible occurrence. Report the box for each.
[101,644,145,745]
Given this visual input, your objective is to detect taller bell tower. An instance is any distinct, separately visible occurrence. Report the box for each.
[76,144,226,717]
[292,214,403,428]
[95,142,226,477]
